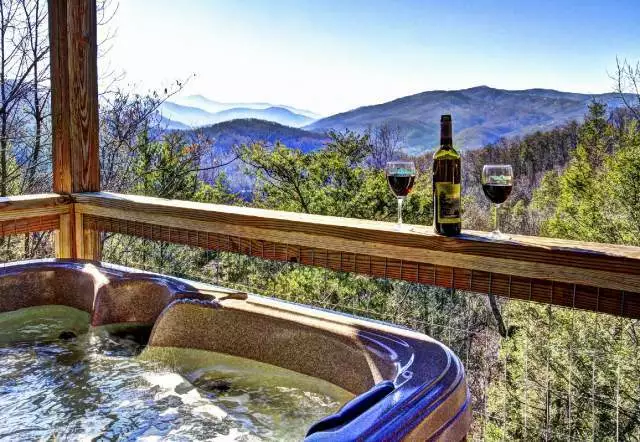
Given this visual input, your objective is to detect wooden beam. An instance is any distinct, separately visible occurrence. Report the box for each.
[48,0,100,260]
[67,0,100,193]
[74,210,84,258]
[0,195,70,229]
[55,212,75,258]
[0,216,60,238]
[72,192,640,275]
[0,194,71,247]
[49,0,72,194]
[0,193,71,212]
[72,192,640,318]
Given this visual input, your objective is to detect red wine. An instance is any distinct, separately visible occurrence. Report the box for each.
[433,115,461,236]
[387,174,415,197]
[482,184,512,204]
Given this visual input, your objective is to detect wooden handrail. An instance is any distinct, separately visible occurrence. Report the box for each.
[0,194,72,257]
[1,192,638,317]
[0,193,71,214]
[72,192,640,318]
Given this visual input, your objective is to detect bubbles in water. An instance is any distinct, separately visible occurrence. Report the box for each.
[0,306,353,441]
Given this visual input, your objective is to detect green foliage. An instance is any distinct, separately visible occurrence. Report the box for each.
[132,131,200,200]
[537,103,640,245]
[494,103,640,440]
[239,130,432,223]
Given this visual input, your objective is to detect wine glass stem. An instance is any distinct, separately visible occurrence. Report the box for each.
[397,197,404,227]
[494,203,501,234]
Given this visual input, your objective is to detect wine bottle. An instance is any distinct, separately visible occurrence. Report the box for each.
[433,114,461,235]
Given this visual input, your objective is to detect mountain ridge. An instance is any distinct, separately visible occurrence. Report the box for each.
[177,94,322,119]
[160,87,633,154]
[186,118,328,154]
[159,100,316,128]
[306,86,632,152]
[171,95,320,119]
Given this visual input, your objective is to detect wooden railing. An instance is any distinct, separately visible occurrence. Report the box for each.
[3,191,640,318]
[0,194,72,257]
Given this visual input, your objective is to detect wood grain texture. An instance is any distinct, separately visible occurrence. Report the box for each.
[49,0,101,192]
[0,206,69,223]
[55,213,74,258]
[82,228,100,260]
[82,214,640,319]
[74,192,640,278]
[74,211,85,259]
[0,194,70,212]
[48,0,99,259]
[71,192,640,318]
[0,194,70,252]
[0,215,59,237]
[49,0,72,193]
[0,194,70,225]
[67,0,100,193]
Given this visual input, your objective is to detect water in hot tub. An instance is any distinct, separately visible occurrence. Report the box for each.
[0,305,354,441]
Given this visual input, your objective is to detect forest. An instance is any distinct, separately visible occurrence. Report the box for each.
[2,0,640,439]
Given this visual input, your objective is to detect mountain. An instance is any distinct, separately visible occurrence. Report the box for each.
[182,119,330,194]
[212,107,313,128]
[173,95,322,120]
[306,86,633,152]
[158,115,190,131]
[159,102,217,127]
[159,100,316,128]
[190,119,329,154]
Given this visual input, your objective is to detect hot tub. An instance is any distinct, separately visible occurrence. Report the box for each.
[0,259,470,440]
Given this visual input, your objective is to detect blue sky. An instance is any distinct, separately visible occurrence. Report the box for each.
[108,0,640,115]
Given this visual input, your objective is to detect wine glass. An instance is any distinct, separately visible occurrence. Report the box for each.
[386,161,416,230]
[482,165,513,240]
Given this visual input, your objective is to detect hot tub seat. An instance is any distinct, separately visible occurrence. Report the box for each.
[0,259,471,441]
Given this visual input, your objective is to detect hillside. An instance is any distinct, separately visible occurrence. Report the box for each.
[213,107,313,128]
[306,86,632,152]
[188,119,329,154]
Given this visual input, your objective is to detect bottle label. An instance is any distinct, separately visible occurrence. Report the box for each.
[436,183,461,224]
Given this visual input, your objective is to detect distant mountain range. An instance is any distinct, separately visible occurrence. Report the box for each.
[306,86,633,152]
[162,87,633,154]
[175,95,321,119]
[159,95,321,129]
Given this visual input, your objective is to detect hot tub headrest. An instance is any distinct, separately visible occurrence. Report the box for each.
[305,380,395,438]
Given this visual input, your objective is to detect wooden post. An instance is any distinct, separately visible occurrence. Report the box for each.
[49,0,100,260]
[55,212,74,258]
[49,0,71,195]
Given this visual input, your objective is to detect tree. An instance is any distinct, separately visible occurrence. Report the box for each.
[613,58,640,120]
[537,102,622,243]
[367,123,404,169]
[238,130,432,223]
[491,100,640,440]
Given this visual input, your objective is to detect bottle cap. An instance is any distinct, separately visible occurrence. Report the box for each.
[441,114,452,122]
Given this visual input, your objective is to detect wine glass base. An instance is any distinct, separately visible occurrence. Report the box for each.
[488,230,510,240]
[394,224,416,232]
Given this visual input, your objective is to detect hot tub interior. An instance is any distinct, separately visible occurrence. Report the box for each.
[0,305,352,440]
[0,260,471,441]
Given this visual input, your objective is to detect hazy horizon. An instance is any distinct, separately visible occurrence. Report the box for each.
[108,0,640,115]
[172,84,626,118]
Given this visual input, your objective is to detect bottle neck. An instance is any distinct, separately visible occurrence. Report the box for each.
[440,120,453,149]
